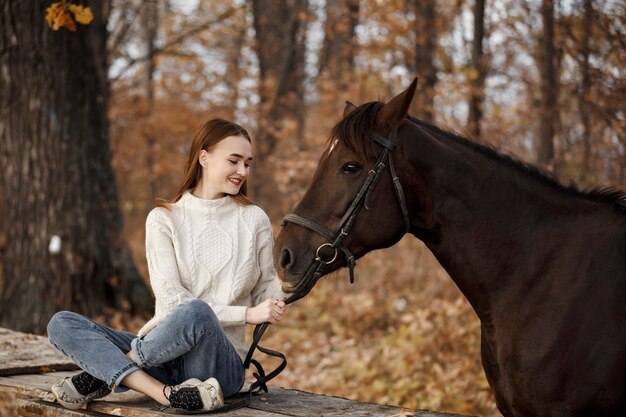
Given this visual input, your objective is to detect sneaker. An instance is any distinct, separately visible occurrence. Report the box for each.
[51,371,111,410]
[168,377,224,413]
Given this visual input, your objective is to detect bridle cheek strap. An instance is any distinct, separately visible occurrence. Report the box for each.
[389,155,411,229]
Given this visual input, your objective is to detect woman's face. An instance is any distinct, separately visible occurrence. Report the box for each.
[200,135,252,198]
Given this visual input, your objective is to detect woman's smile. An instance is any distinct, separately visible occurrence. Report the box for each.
[228,177,244,187]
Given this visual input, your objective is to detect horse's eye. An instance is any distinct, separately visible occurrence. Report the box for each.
[341,162,362,175]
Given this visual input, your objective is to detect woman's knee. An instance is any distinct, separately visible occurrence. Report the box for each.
[185,299,216,320]
[179,299,218,330]
[47,311,80,343]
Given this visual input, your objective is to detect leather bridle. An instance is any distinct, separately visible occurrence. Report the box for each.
[280,125,411,303]
[239,125,410,407]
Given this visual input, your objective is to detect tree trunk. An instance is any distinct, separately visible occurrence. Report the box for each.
[143,0,159,200]
[317,0,359,114]
[537,0,557,167]
[0,0,151,333]
[467,0,485,139]
[224,21,247,119]
[250,0,307,221]
[411,0,438,121]
[578,0,592,182]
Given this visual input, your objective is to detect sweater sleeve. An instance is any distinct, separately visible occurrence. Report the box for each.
[251,217,287,307]
[206,303,247,327]
[145,209,194,312]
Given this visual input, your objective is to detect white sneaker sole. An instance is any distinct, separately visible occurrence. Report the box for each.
[51,384,86,410]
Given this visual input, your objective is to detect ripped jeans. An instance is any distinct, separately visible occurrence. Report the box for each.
[47,299,245,398]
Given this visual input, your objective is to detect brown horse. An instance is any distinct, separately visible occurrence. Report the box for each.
[273,79,626,417]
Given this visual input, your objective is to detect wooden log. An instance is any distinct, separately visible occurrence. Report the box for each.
[252,388,408,416]
[7,374,474,417]
[17,396,472,417]
[0,371,77,395]
[0,329,78,376]
[0,328,474,417]
[17,397,305,417]
[249,388,471,417]
[0,390,18,417]
[17,399,105,417]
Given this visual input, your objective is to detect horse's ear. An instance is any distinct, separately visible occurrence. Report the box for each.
[343,101,358,118]
[376,77,418,128]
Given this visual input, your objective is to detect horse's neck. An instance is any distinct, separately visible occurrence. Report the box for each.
[405,126,605,318]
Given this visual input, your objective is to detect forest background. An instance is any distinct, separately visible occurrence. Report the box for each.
[0,0,624,416]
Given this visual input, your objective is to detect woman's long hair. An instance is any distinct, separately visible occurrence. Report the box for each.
[157,118,255,208]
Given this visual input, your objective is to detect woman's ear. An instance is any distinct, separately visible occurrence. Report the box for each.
[199,149,209,168]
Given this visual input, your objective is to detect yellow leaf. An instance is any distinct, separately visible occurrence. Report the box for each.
[45,3,61,28]
[69,4,93,25]
[52,9,66,30]
[54,10,76,31]
[45,1,76,31]
[65,14,77,31]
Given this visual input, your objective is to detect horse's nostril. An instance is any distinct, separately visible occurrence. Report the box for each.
[279,248,293,271]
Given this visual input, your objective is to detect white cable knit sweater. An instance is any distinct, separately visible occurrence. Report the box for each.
[138,191,285,361]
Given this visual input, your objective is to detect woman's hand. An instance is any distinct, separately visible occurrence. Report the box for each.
[246,299,286,325]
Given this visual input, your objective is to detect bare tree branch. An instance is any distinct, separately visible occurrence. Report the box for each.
[110,5,244,82]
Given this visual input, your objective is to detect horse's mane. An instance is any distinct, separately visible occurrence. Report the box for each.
[329,102,626,205]
[405,115,626,205]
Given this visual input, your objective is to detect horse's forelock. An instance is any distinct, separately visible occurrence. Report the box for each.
[328,101,384,162]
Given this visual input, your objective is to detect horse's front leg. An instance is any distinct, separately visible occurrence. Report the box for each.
[479,325,514,417]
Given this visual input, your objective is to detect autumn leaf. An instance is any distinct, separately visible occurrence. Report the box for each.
[69,4,93,25]
[45,2,61,28]
[45,1,93,31]
[54,11,72,31]
[59,11,77,32]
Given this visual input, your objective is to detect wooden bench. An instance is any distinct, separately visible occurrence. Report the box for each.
[0,328,472,417]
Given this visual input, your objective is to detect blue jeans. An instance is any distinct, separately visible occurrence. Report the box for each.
[47,299,245,398]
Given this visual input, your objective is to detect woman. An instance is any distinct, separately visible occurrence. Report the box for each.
[47,118,287,412]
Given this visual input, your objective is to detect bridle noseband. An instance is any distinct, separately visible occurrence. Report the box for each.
[280,125,411,303]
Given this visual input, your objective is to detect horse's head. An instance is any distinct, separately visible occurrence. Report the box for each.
[274,79,422,295]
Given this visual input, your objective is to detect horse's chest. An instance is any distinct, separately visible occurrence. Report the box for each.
[480,317,624,417]
[480,322,565,416]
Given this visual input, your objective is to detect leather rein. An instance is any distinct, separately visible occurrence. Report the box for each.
[237,125,410,408]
